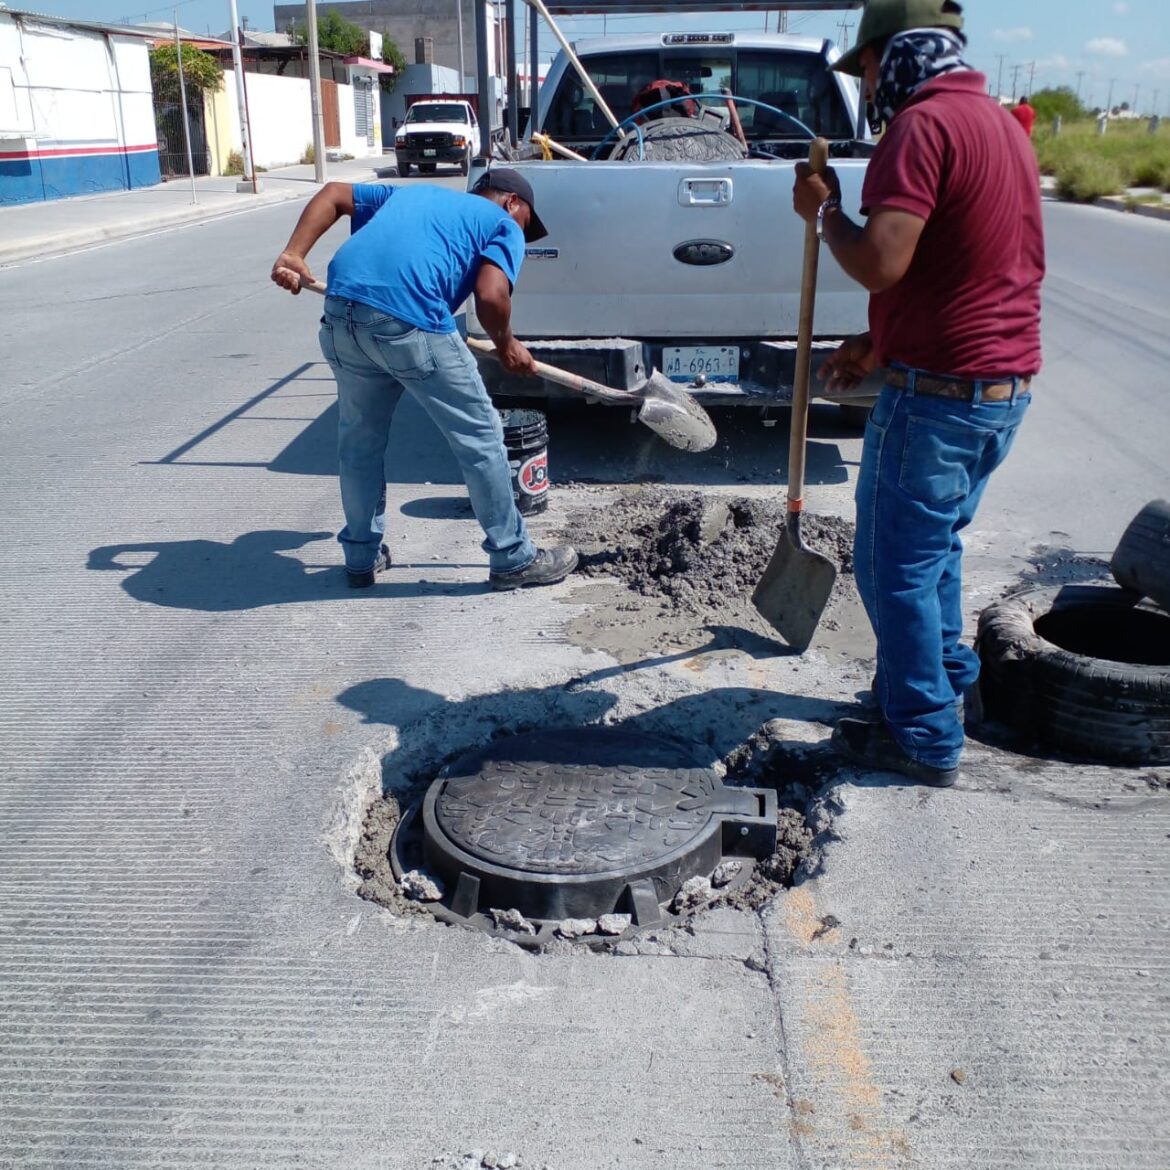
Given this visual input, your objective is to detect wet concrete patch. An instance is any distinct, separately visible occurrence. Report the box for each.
[559,486,871,663]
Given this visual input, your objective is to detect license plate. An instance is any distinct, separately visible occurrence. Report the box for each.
[662,345,739,383]
[423,149,436,157]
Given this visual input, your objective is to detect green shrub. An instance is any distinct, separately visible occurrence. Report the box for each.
[224,149,244,176]
[1055,154,1125,201]
[1129,156,1168,188]
[300,143,315,165]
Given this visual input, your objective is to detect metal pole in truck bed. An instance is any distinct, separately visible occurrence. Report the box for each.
[506,0,519,147]
[475,0,492,158]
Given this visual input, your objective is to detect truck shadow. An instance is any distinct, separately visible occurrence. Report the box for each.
[145,362,856,491]
[538,400,856,489]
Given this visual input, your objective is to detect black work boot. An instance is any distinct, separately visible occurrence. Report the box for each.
[346,544,392,589]
[489,546,578,591]
[831,718,959,788]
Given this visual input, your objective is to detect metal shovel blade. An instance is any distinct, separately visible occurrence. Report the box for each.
[751,516,838,653]
[636,371,718,453]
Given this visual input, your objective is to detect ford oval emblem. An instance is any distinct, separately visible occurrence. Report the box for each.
[673,240,735,266]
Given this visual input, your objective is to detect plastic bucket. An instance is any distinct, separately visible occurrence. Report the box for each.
[500,408,549,515]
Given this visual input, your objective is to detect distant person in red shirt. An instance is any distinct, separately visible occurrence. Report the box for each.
[1010,95,1037,137]
[792,0,1045,786]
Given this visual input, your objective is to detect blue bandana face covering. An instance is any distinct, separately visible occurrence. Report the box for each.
[867,27,971,133]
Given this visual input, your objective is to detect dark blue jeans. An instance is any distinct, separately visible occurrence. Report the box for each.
[855,373,1032,769]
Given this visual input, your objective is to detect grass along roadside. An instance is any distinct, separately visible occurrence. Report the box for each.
[1033,119,1170,202]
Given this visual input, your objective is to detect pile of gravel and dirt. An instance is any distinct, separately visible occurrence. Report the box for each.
[571,492,854,613]
[558,488,867,661]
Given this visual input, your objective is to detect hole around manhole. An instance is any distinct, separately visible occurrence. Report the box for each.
[1034,605,1170,666]
[351,722,821,950]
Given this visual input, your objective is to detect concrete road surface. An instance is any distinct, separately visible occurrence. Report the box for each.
[0,189,1168,1169]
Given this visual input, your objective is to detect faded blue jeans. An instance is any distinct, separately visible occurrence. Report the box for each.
[856,371,1032,770]
[318,297,536,575]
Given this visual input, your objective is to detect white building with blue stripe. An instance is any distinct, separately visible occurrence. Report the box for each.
[1,9,161,205]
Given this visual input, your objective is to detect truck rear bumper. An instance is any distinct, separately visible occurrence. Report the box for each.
[472,337,881,405]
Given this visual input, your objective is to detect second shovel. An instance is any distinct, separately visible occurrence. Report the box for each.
[751,138,838,652]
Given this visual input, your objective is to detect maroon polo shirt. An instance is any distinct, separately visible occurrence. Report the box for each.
[861,71,1045,379]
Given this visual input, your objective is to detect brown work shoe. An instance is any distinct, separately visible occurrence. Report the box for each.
[489,546,578,591]
[831,718,959,788]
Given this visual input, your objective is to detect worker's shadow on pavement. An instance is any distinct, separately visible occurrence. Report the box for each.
[337,646,852,775]
[86,530,490,612]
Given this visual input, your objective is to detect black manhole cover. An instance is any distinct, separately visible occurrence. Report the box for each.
[391,727,778,941]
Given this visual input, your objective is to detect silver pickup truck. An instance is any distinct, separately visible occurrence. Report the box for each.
[468,29,878,424]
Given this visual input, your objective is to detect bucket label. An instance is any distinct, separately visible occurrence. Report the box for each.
[517,452,549,496]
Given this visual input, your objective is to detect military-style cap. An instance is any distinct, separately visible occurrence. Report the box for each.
[833,0,964,76]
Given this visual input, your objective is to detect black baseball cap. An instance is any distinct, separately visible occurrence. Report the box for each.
[473,167,549,242]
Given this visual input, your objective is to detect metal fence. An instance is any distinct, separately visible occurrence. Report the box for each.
[153,98,211,178]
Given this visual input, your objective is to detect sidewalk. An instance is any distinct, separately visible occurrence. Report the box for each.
[0,154,397,267]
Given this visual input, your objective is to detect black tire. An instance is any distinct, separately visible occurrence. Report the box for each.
[458,150,470,177]
[1111,499,1170,612]
[976,584,1170,765]
[396,156,411,177]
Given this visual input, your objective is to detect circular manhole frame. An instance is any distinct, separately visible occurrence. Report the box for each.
[390,727,777,946]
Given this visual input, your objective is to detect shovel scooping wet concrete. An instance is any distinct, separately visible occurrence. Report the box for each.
[751,138,839,652]
[298,280,716,453]
[465,337,716,453]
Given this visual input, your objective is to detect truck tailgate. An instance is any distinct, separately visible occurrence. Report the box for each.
[492,158,869,341]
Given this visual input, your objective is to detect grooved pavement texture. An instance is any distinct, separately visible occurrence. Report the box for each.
[1,197,1168,1169]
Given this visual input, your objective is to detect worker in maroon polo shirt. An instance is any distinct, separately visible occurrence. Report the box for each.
[792,0,1045,786]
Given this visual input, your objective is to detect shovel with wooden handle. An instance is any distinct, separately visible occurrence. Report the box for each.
[297,279,717,453]
[751,138,838,652]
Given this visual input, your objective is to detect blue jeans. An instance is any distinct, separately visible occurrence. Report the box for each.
[318,298,536,575]
[855,372,1032,769]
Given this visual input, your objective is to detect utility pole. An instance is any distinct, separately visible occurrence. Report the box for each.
[173,11,197,204]
[995,54,1005,99]
[1133,83,1140,114]
[779,12,788,33]
[226,0,255,187]
[305,0,326,181]
[455,0,465,87]
[1075,70,1085,106]
[1106,77,1116,115]
[1027,60,1035,97]
[836,17,854,51]
[1010,63,1022,101]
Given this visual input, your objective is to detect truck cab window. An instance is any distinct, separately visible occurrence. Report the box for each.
[735,50,853,140]
[546,51,658,138]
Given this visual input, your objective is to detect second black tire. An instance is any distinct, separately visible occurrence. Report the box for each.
[1111,499,1170,612]
[976,584,1170,765]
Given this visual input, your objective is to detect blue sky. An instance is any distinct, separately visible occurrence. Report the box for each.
[23,1,1170,114]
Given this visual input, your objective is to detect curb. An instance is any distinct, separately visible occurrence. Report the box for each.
[0,186,309,268]
[1093,195,1170,222]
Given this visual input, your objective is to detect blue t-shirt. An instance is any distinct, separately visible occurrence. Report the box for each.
[325,184,526,334]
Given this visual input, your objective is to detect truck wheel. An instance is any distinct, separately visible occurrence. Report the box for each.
[976,583,1170,765]
[1111,499,1170,612]
[459,150,470,177]
[396,156,411,177]
[420,163,437,175]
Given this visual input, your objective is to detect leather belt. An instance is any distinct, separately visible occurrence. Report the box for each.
[887,369,1031,402]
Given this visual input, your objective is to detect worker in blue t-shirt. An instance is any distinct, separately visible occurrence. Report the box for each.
[271,169,577,591]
